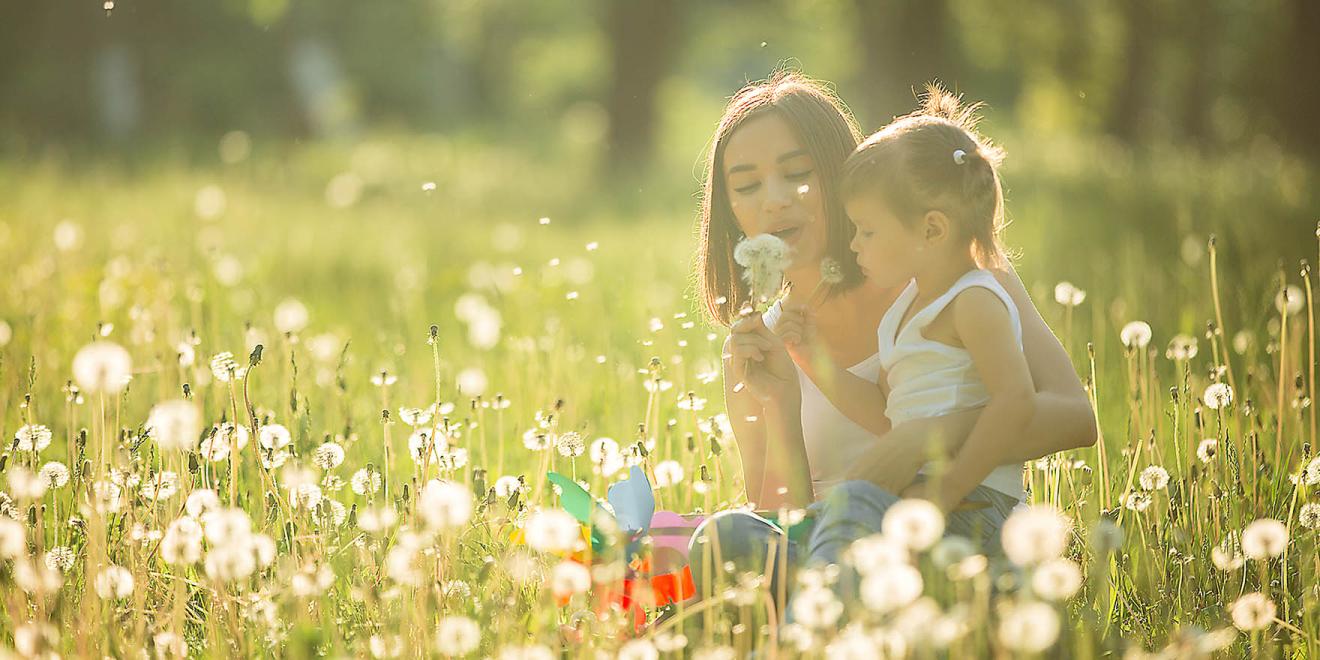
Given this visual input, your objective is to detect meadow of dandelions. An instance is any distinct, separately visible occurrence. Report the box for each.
[0,164,1318,659]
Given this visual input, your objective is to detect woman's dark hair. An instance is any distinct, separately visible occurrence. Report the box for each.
[841,83,1009,270]
[696,70,864,327]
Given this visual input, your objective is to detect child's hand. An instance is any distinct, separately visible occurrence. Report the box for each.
[772,302,817,362]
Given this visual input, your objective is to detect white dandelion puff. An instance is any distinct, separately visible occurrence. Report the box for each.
[1229,593,1276,631]
[1203,383,1234,410]
[94,565,134,599]
[1031,558,1082,601]
[1241,519,1288,560]
[72,341,132,394]
[1197,438,1218,463]
[147,400,201,452]
[1001,505,1071,566]
[882,499,945,551]
[1139,465,1170,491]
[435,616,481,656]
[418,480,473,530]
[14,424,53,453]
[654,460,685,487]
[733,234,791,305]
[998,601,1060,653]
[1053,281,1086,306]
[555,431,585,458]
[523,508,581,554]
[1165,334,1199,360]
[1119,321,1152,349]
[859,564,924,613]
[313,442,346,469]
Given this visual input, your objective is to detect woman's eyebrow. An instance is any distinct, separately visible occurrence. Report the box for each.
[727,163,756,174]
[777,149,809,163]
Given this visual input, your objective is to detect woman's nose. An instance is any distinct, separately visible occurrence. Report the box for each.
[761,177,793,213]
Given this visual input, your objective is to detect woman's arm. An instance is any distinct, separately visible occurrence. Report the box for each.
[722,320,815,509]
[993,265,1098,456]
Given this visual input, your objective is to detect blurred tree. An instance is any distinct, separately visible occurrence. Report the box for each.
[1279,0,1320,153]
[1106,0,1154,141]
[604,0,683,177]
[851,0,956,126]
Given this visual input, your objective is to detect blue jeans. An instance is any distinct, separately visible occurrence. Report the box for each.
[686,480,1019,609]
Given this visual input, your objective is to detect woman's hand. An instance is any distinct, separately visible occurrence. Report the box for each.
[725,314,800,408]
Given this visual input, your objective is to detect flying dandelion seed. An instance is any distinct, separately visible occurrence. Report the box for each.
[421,181,437,192]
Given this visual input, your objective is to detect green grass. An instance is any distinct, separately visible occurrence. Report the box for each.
[0,133,1316,657]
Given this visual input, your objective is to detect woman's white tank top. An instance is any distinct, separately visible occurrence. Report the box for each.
[878,269,1025,500]
[763,301,882,497]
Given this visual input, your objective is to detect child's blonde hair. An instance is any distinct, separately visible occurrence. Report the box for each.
[841,83,1009,269]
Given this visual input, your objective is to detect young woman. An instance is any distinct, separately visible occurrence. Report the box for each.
[688,71,1096,602]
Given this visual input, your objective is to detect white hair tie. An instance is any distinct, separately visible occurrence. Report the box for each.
[952,149,968,165]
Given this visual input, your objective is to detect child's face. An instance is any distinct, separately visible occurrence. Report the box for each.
[722,113,829,273]
[845,193,925,288]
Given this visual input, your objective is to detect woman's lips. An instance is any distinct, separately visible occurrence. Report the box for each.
[770,227,801,244]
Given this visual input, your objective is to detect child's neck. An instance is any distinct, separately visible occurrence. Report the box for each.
[911,251,978,304]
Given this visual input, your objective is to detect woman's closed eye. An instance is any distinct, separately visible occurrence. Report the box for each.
[785,170,813,181]
[732,181,761,194]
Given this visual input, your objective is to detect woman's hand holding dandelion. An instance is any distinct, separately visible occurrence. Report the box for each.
[726,314,799,408]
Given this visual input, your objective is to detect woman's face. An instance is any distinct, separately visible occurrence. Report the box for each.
[722,112,829,273]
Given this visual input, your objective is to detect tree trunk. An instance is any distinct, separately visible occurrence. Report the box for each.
[1107,0,1154,142]
[603,0,682,178]
[852,0,953,126]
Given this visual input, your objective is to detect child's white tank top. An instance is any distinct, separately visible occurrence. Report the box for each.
[878,269,1025,500]
[763,301,883,497]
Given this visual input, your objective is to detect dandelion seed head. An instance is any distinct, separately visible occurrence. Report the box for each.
[1031,558,1082,601]
[44,546,75,572]
[1053,281,1086,307]
[554,431,585,458]
[1139,465,1170,491]
[1299,503,1320,529]
[788,584,842,630]
[1211,536,1244,571]
[418,480,473,531]
[859,563,923,613]
[1203,383,1233,410]
[523,508,581,554]
[549,559,591,599]
[732,234,791,304]
[1001,505,1071,566]
[1119,321,1152,349]
[94,565,134,599]
[274,298,309,334]
[1197,438,1218,463]
[882,499,945,551]
[1241,518,1288,560]
[148,400,201,452]
[1229,592,1276,631]
[997,601,1060,653]
[1276,285,1304,315]
[350,468,382,495]
[1165,334,1198,360]
[1304,456,1320,486]
[0,517,25,559]
[654,460,685,487]
[14,424,52,453]
[72,340,132,394]
[434,615,481,656]
[312,442,346,469]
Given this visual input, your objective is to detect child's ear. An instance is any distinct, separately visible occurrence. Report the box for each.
[922,210,952,246]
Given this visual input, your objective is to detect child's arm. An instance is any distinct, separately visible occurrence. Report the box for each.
[773,303,893,438]
[913,287,1036,512]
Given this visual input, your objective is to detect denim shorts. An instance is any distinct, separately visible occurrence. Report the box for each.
[686,480,1020,605]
